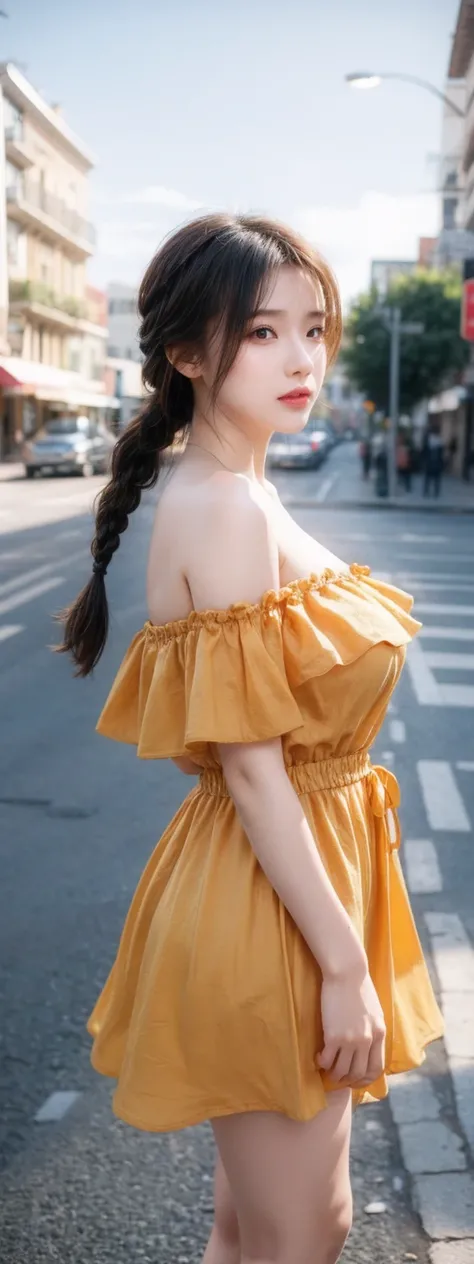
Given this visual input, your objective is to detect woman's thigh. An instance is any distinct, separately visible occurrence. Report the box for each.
[211,1089,353,1264]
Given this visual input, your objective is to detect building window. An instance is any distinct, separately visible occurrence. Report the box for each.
[5,160,23,195]
[109,298,137,315]
[7,220,21,266]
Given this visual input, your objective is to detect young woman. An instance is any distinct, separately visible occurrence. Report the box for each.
[56,212,444,1264]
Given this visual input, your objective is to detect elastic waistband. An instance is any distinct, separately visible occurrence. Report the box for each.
[199,749,372,798]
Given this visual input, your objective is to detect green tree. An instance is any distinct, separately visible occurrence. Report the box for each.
[341,269,469,413]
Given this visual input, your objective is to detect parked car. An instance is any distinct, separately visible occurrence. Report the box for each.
[22,415,116,479]
[267,419,330,469]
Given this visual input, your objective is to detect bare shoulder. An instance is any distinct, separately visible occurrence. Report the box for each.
[180,470,280,612]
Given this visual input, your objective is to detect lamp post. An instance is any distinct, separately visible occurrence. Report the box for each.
[379,308,424,499]
[345,72,465,118]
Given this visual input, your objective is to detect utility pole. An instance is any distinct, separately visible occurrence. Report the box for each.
[388,307,401,500]
[383,308,424,499]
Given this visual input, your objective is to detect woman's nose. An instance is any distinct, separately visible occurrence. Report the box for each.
[286,340,315,374]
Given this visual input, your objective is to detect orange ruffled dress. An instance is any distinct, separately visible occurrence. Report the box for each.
[87,563,444,1133]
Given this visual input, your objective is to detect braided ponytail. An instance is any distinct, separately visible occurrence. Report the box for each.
[53,211,342,677]
[53,298,195,675]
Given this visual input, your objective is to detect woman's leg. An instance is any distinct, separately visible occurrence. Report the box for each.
[210,1088,353,1264]
[202,1148,241,1264]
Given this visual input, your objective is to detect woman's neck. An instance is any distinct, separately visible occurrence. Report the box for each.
[183,412,270,486]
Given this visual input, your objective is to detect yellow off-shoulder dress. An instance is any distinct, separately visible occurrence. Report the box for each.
[87,563,444,1133]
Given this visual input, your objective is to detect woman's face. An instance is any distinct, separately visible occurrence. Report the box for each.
[199,265,328,438]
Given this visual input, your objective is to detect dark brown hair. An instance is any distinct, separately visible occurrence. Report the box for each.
[54,211,342,676]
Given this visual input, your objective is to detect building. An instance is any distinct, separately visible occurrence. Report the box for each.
[105,356,146,431]
[449,0,474,230]
[107,282,141,362]
[0,63,114,458]
[370,259,417,296]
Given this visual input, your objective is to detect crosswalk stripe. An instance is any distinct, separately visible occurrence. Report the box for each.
[419,626,474,641]
[414,602,474,615]
[417,761,471,832]
[405,640,442,704]
[0,549,86,598]
[424,912,474,1161]
[389,719,405,743]
[437,684,474,707]
[424,652,474,669]
[0,577,64,617]
[403,840,443,894]
[0,624,23,643]
[405,581,474,592]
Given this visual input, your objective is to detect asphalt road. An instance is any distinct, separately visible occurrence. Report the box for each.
[0,446,473,1263]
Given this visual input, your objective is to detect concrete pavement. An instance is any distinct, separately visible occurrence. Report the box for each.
[0,456,473,1261]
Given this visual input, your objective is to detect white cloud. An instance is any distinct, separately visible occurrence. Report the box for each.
[91,184,203,210]
[294,191,440,307]
[121,185,203,210]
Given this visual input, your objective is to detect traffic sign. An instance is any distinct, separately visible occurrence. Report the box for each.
[461,278,474,341]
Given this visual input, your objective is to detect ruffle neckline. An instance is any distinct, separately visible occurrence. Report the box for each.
[144,562,372,641]
[95,563,422,757]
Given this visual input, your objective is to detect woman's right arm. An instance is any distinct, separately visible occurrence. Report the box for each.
[184,475,386,1087]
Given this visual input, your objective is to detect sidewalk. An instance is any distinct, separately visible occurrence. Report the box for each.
[0,461,25,481]
[292,464,474,514]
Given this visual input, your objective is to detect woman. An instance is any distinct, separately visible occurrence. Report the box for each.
[55,213,443,1264]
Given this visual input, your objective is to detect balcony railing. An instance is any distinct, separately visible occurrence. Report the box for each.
[6,182,96,248]
[9,279,88,318]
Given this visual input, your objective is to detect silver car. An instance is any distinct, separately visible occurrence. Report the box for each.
[22,415,116,479]
[267,420,330,470]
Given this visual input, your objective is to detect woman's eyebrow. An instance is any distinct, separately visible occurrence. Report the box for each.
[252,308,326,319]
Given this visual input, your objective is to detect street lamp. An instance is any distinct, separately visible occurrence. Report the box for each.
[345,72,465,118]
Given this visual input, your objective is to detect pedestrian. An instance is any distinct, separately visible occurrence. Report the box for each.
[373,430,389,497]
[359,435,372,479]
[54,212,444,1264]
[422,422,445,498]
[396,433,412,492]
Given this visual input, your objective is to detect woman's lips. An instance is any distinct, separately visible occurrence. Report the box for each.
[278,390,312,410]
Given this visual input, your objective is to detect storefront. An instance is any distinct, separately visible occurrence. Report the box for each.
[0,356,119,458]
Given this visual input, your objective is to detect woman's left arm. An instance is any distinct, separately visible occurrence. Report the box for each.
[171,756,200,775]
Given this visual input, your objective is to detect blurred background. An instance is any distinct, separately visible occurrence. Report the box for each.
[1,4,474,1263]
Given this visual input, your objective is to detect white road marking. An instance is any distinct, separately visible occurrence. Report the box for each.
[424,652,474,670]
[406,581,474,593]
[389,719,406,743]
[0,577,65,617]
[419,626,474,642]
[403,840,443,894]
[400,534,448,543]
[380,749,395,765]
[415,602,474,616]
[395,572,474,583]
[438,685,474,707]
[405,640,442,704]
[34,1090,81,1122]
[417,761,471,832]
[424,913,474,1166]
[0,624,23,643]
[0,551,85,597]
[457,761,474,772]
[314,476,336,503]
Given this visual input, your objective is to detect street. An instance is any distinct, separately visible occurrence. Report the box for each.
[1,441,474,1263]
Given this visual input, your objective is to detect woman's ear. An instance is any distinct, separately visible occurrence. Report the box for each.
[165,346,202,381]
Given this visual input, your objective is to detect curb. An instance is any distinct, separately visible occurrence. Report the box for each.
[284,498,474,515]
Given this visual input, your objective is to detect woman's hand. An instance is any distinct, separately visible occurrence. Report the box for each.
[317,964,386,1088]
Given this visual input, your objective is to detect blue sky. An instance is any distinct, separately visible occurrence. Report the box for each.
[2,0,461,303]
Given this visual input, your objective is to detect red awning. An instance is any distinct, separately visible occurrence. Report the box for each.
[0,365,22,388]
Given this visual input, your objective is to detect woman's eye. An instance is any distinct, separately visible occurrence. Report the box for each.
[250,326,275,340]
[309,326,325,340]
